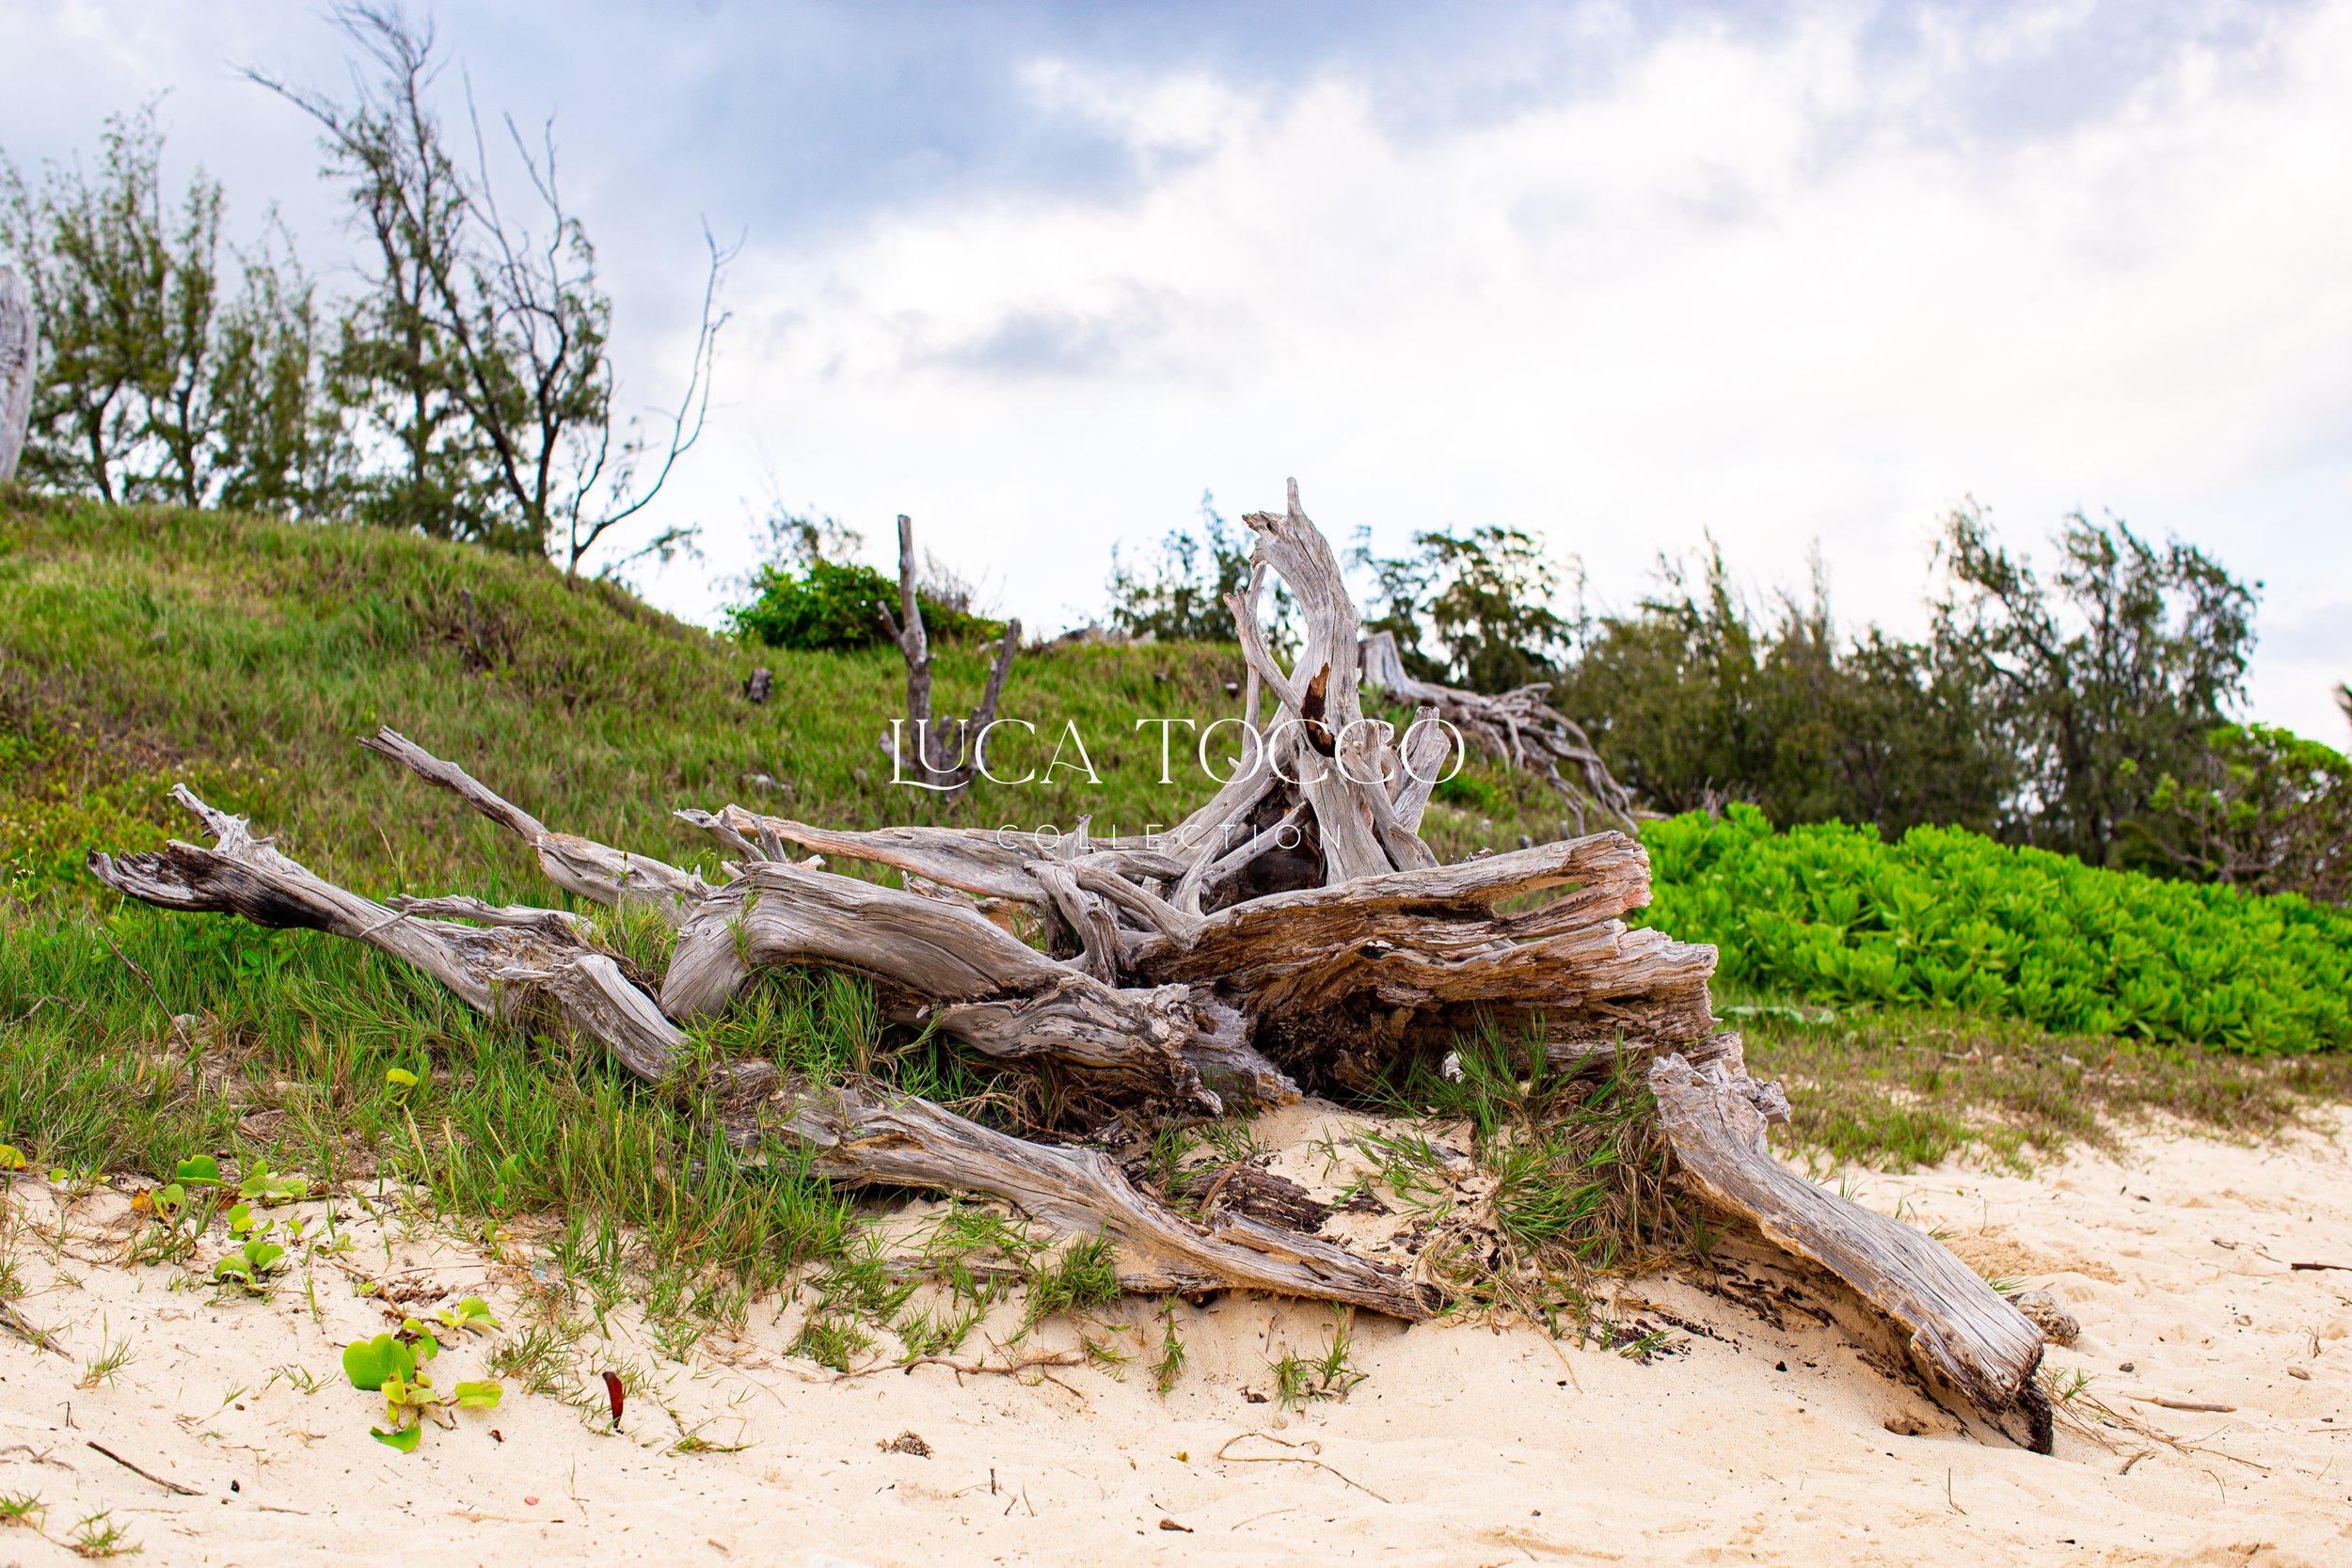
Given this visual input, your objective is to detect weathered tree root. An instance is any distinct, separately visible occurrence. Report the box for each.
[1359,628,1639,834]
[87,788,1428,1319]
[87,477,2049,1447]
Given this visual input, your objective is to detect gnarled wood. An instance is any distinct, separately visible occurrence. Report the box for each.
[89,793,1396,1315]
[1359,629,1638,834]
[87,787,682,1082]
[661,858,1295,1117]
[767,1085,1429,1320]
[1649,1052,2050,1449]
[362,728,711,920]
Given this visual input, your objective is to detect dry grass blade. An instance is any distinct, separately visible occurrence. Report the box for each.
[1213,1432,1391,1502]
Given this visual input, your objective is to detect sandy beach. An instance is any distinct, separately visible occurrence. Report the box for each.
[4,1112,2349,1567]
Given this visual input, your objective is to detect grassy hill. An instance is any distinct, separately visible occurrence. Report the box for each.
[6,486,2351,1379]
[0,490,1560,899]
[3,488,2345,1237]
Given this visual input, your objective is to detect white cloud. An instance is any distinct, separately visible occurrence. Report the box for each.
[660,1,2352,737]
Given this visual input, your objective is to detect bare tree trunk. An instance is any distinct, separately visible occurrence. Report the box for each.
[0,266,36,484]
[877,514,1020,797]
[1647,1051,2049,1450]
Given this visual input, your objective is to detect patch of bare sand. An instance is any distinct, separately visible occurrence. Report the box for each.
[4,1112,2350,1567]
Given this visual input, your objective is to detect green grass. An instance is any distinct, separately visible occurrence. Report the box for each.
[5,488,2351,1361]
[0,900,868,1332]
[1359,1018,1697,1323]
[0,489,1555,900]
[1731,992,2352,1174]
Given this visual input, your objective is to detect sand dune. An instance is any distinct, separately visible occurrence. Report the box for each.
[4,1112,2348,1566]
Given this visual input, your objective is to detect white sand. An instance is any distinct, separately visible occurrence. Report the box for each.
[5,1114,2351,1567]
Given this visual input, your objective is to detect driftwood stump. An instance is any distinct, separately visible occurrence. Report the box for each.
[89,478,2049,1449]
[0,266,35,484]
[877,513,1020,796]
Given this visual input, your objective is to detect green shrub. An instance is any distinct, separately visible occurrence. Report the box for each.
[1639,805,2352,1053]
[2131,723,2351,903]
[1434,770,1507,815]
[728,560,1001,652]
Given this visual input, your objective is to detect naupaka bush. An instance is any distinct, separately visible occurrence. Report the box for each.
[1641,805,2352,1053]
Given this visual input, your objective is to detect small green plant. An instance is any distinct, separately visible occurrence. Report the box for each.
[236,1160,308,1205]
[77,1333,134,1389]
[1020,1235,1120,1333]
[1268,1311,1368,1409]
[173,1156,222,1186]
[343,1323,501,1452]
[435,1296,500,1337]
[1351,1129,1455,1211]
[68,1509,135,1558]
[1079,1329,1133,1374]
[788,1312,870,1373]
[211,1237,288,1294]
[2046,1366,2095,1406]
[343,1328,426,1391]
[1151,1299,1186,1397]
[894,1306,978,1359]
[0,1490,45,1529]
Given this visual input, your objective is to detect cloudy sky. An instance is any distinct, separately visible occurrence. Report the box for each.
[4,0,2346,736]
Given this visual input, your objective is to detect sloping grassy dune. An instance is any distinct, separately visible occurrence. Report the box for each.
[0,491,1583,1325]
[1,488,2344,1256]
[0,490,1560,897]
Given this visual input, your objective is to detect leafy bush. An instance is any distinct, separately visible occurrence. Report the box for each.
[1640,805,2352,1053]
[1433,770,1507,815]
[728,560,1001,652]
[2131,723,2351,903]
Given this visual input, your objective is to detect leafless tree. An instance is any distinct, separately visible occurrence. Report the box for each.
[248,3,730,575]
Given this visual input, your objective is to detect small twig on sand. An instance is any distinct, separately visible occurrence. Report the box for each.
[2127,1395,2236,1414]
[834,1350,1082,1385]
[1214,1433,1391,1502]
[87,1439,203,1496]
[2291,1261,2352,1273]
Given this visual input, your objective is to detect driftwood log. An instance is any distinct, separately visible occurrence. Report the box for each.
[0,265,35,484]
[88,478,2048,1449]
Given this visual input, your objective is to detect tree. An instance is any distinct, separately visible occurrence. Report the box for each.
[2134,723,2351,904]
[1350,524,1576,693]
[1931,502,2257,865]
[248,4,728,575]
[1549,546,2010,835]
[0,106,338,512]
[1105,491,1256,641]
